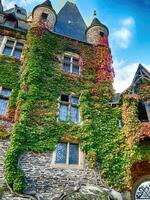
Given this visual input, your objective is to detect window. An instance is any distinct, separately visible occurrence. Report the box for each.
[63,53,80,75]
[0,36,3,47]
[118,119,123,128]
[139,137,150,147]
[59,95,79,123]
[0,99,8,115]
[100,31,104,37]
[145,102,150,122]
[55,143,79,165]
[17,9,21,14]
[41,13,48,20]
[138,102,149,122]
[1,37,24,59]
[0,87,12,115]
[4,17,17,28]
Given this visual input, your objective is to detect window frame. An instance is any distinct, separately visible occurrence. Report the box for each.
[138,101,149,122]
[145,101,150,122]
[62,52,81,75]
[41,12,48,20]
[58,94,80,123]
[0,86,12,115]
[0,36,24,59]
[51,142,84,169]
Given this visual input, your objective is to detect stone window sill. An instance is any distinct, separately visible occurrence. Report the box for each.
[50,163,84,170]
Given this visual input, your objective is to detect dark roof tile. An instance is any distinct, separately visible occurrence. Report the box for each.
[55,1,87,41]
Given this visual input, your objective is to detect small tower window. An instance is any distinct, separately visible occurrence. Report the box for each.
[100,31,104,37]
[41,13,48,20]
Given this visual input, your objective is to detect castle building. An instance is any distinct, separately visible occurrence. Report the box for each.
[0,1,149,200]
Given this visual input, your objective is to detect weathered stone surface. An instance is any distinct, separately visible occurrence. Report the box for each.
[0,119,14,133]
[18,151,104,199]
[0,140,128,200]
[0,139,9,187]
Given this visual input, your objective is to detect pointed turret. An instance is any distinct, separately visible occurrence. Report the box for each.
[86,11,109,45]
[0,0,3,12]
[32,0,56,31]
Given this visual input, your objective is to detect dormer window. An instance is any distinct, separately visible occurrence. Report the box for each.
[41,13,48,20]
[63,53,81,75]
[17,9,21,14]
[4,19,16,28]
[4,15,17,28]
[1,37,24,59]
[100,31,104,37]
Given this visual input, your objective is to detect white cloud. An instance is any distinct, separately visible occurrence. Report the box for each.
[111,17,135,49]
[112,28,131,49]
[121,17,135,27]
[113,59,150,93]
[2,0,42,10]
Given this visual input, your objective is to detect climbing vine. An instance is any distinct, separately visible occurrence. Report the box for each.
[0,55,20,137]
[2,26,150,193]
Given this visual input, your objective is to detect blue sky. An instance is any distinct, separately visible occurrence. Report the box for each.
[3,0,150,92]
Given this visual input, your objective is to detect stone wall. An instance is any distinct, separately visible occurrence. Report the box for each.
[19,151,103,199]
[0,139,131,200]
[0,119,14,133]
[0,139,9,187]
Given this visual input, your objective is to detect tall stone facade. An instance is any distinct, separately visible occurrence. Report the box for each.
[0,1,149,200]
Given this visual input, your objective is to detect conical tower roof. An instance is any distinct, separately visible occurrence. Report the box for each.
[86,12,109,34]
[32,0,55,16]
[91,17,102,27]
[40,0,53,9]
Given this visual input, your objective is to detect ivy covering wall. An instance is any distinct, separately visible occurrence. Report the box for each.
[2,27,150,193]
[0,55,20,138]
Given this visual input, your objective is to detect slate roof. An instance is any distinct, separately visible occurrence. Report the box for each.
[55,1,87,41]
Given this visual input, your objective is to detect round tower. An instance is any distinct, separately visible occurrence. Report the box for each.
[86,11,109,45]
[0,0,3,12]
[32,0,56,31]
